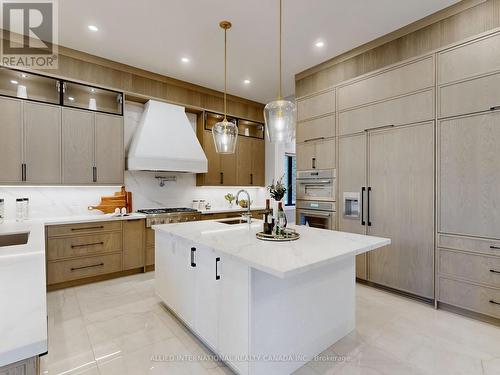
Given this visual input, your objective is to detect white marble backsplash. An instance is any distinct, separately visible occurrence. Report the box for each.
[0,102,267,220]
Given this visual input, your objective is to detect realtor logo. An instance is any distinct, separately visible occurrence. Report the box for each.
[1,0,58,68]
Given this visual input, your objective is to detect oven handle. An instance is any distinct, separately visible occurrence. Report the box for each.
[298,210,333,218]
[297,179,332,184]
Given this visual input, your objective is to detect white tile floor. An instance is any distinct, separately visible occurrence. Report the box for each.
[41,272,500,375]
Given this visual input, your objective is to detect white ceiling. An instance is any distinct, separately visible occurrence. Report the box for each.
[55,0,459,103]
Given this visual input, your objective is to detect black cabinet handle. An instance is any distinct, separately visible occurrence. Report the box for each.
[490,245,500,250]
[312,157,316,169]
[191,247,197,267]
[364,124,394,132]
[250,173,253,185]
[490,106,500,111]
[92,166,97,182]
[71,262,104,271]
[220,172,224,184]
[490,269,500,274]
[361,187,366,226]
[215,257,221,280]
[304,137,325,142]
[490,300,500,306]
[71,241,104,248]
[71,226,104,231]
[21,163,26,181]
[367,187,372,226]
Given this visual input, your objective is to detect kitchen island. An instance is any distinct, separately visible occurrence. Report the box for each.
[154,219,390,375]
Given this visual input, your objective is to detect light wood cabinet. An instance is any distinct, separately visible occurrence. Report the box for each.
[438,112,500,240]
[296,114,335,142]
[146,228,155,266]
[62,108,95,184]
[296,138,335,171]
[0,97,23,183]
[24,102,61,183]
[0,356,37,375]
[297,89,335,121]
[236,137,265,186]
[338,89,434,136]
[122,219,145,270]
[338,134,367,280]
[95,113,124,184]
[367,122,435,299]
[62,108,124,184]
[338,56,434,111]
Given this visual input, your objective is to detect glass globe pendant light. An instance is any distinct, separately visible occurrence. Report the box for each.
[264,0,296,144]
[213,21,238,154]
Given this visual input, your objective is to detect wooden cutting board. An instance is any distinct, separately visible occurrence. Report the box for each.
[88,186,133,214]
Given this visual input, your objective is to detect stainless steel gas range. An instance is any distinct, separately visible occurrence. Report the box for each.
[136,208,202,227]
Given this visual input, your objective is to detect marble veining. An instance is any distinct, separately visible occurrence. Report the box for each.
[154,220,390,278]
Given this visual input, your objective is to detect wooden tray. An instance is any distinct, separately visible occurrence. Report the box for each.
[256,230,300,242]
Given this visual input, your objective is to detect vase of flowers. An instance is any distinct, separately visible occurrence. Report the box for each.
[224,193,235,208]
[268,175,288,229]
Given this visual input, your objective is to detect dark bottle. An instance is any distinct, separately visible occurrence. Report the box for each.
[263,199,272,234]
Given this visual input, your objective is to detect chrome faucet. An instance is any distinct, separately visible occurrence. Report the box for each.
[235,189,251,223]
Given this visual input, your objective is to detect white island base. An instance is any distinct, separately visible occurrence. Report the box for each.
[154,221,389,375]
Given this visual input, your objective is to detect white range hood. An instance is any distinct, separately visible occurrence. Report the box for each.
[127,100,208,173]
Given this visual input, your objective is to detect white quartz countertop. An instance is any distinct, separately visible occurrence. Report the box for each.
[153,220,390,279]
[0,221,47,367]
[199,206,266,214]
[43,212,146,225]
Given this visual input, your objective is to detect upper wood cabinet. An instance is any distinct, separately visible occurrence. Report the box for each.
[338,56,434,111]
[296,114,335,143]
[296,138,335,171]
[297,89,335,121]
[63,82,123,115]
[197,112,265,186]
[438,111,500,240]
[62,108,124,184]
[0,97,62,184]
[0,67,59,104]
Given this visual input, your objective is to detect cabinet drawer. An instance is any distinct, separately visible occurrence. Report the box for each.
[47,221,122,237]
[338,89,434,135]
[47,232,122,261]
[438,234,500,256]
[438,277,500,319]
[438,248,500,288]
[438,32,500,85]
[297,90,335,121]
[47,253,122,284]
[439,72,500,118]
[146,228,155,247]
[296,115,335,142]
[338,56,434,111]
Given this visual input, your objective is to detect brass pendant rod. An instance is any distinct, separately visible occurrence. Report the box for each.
[224,26,227,120]
[278,0,283,100]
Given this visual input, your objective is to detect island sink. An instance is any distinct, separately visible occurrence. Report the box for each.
[216,218,249,225]
[0,232,29,247]
[153,220,390,375]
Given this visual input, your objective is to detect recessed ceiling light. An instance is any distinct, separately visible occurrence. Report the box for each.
[243,79,251,84]
[68,96,75,101]
[88,25,99,32]
[21,73,27,78]
[90,88,96,93]
[315,41,325,48]
[10,80,18,84]
[181,57,190,63]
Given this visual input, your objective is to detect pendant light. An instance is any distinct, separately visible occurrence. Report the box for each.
[264,0,296,144]
[213,21,238,154]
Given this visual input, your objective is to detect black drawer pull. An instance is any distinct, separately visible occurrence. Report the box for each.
[490,269,500,274]
[71,241,104,249]
[71,226,105,231]
[71,262,104,271]
[304,137,325,143]
[216,257,221,280]
[489,300,500,306]
[490,106,500,111]
[312,157,316,169]
[490,245,500,250]
[191,247,197,267]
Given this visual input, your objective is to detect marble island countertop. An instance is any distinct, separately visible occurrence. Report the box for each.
[198,206,266,214]
[153,219,390,279]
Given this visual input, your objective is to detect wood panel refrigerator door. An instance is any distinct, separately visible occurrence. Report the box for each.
[0,97,23,183]
[202,130,222,185]
[95,113,124,184]
[218,255,249,375]
[338,134,367,279]
[194,245,219,350]
[367,122,435,299]
[24,102,61,183]
[439,112,500,239]
[62,108,94,184]
[236,137,252,185]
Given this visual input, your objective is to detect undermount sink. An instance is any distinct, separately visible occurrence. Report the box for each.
[217,219,250,225]
[0,232,30,247]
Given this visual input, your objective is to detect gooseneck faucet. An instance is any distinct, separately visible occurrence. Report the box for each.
[235,189,251,223]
